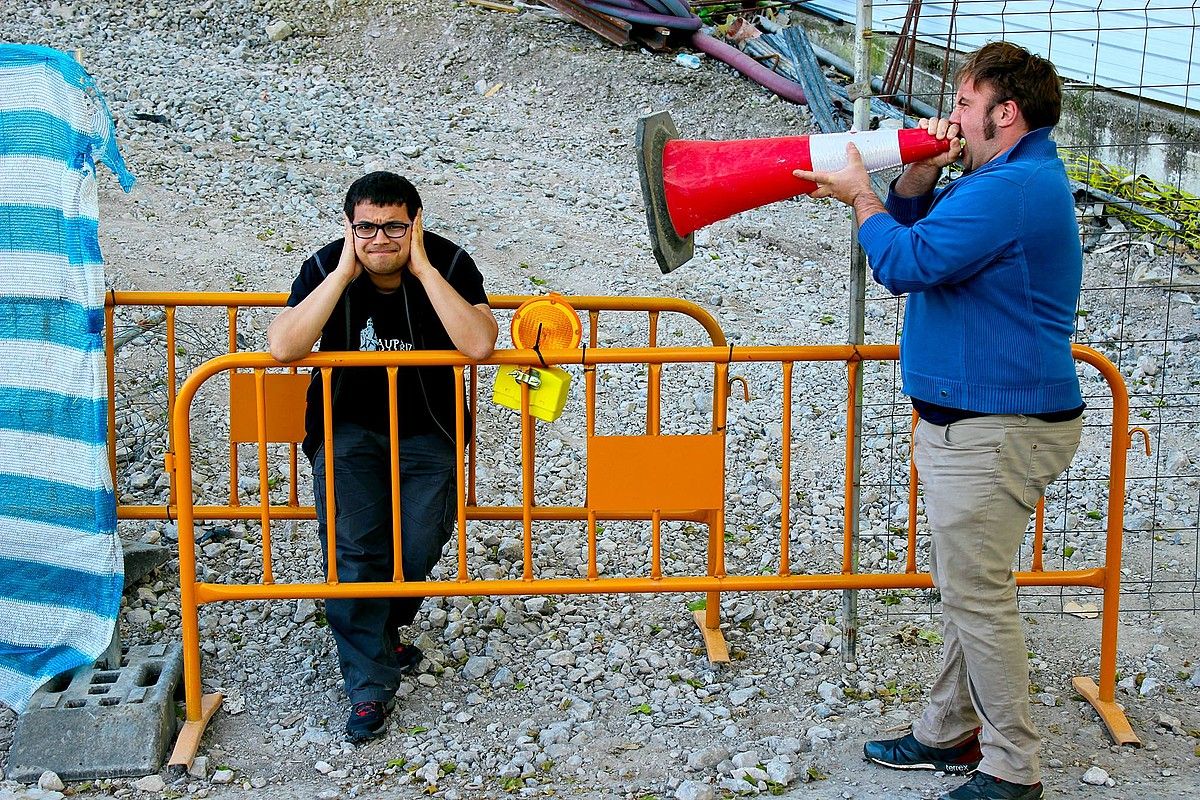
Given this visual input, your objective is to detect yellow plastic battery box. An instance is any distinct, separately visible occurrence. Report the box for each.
[492,364,572,423]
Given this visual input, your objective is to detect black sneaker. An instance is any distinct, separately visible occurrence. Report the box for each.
[942,773,1043,799]
[345,699,393,742]
[394,643,424,675]
[863,731,982,775]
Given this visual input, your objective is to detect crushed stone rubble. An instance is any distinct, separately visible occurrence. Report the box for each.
[2,1,1199,799]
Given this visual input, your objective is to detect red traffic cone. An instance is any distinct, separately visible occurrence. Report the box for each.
[637,111,953,273]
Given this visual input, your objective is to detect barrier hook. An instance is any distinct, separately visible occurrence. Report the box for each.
[728,375,750,402]
[1128,427,1151,456]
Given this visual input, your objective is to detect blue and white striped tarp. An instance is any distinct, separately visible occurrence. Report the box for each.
[0,43,134,712]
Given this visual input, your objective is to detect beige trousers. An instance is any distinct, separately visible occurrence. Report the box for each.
[910,414,1082,785]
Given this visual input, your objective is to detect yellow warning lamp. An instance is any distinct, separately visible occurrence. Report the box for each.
[492,293,581,422]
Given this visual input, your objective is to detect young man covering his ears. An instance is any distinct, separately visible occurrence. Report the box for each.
[268,171,497,742]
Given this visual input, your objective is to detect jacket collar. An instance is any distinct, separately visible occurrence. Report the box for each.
[979,126,1057,172]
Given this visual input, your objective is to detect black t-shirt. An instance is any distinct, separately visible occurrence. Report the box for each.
[286,232,488,459]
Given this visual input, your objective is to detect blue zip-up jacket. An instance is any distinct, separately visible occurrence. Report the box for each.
[858,127,1083,414]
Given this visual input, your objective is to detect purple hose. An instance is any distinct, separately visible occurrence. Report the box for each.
[690,30,809,105]
[591,0,655,10]
[640,0,693,16]
[579,0,703,29]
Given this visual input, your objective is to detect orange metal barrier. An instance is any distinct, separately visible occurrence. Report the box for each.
[161,339,1139,767]
[104,291,727,521]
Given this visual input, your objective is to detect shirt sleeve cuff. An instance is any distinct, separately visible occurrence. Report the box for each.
[884,176,934,223]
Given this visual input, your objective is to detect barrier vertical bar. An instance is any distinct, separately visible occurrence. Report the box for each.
[521,382,534,581]
[254,369,274,584]
[104,300,118,493]
[165,306,178,509]
[647,310,661,435]
[287,370,298,505]
[288,431,299,507]
[455,366,469,582]
[468,364,478,506]
[586,314,599,581]
[587,510,599,580]
[843,360,861,576]
[228,308,240,508]
[321,367,338,583]
[1033,498,1046,572]
[907,409,919,574]
[388,367,404,582]
[586,312,599,438]
[648,363,662,435]
[650,509,663,580]
[780,362,794,576]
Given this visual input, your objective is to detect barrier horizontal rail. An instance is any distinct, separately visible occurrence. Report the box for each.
[190,569,1110,602]
[165,341,1138,768]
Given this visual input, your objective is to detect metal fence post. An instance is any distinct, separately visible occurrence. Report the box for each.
[842,0,875,665]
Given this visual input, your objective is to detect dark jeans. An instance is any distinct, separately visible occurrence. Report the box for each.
[312,423,457,703]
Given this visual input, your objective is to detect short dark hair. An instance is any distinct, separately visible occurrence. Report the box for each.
[957,41,1062,130]
[343,171,422,219]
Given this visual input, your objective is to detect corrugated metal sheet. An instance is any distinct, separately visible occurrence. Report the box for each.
[801,0,1199,112]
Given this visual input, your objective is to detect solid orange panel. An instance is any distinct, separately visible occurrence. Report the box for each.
[587,434,724,513]
[229,372,310,444]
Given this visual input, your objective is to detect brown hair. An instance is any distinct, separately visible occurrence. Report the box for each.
[957,41,1062,129]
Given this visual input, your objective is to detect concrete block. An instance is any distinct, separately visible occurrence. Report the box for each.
[7,644,182,781]
[121,541,171,588]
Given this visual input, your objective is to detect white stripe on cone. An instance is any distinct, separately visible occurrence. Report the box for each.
[807,129,905,173]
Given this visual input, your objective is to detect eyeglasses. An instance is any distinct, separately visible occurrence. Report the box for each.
[351,221,411,239]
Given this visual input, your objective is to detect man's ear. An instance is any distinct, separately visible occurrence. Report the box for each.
[997,99,1022,130]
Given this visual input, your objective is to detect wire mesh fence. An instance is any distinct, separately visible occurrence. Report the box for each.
[822,0,1200,617]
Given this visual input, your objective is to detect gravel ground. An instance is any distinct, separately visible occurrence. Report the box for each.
[2,2,1199,799]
